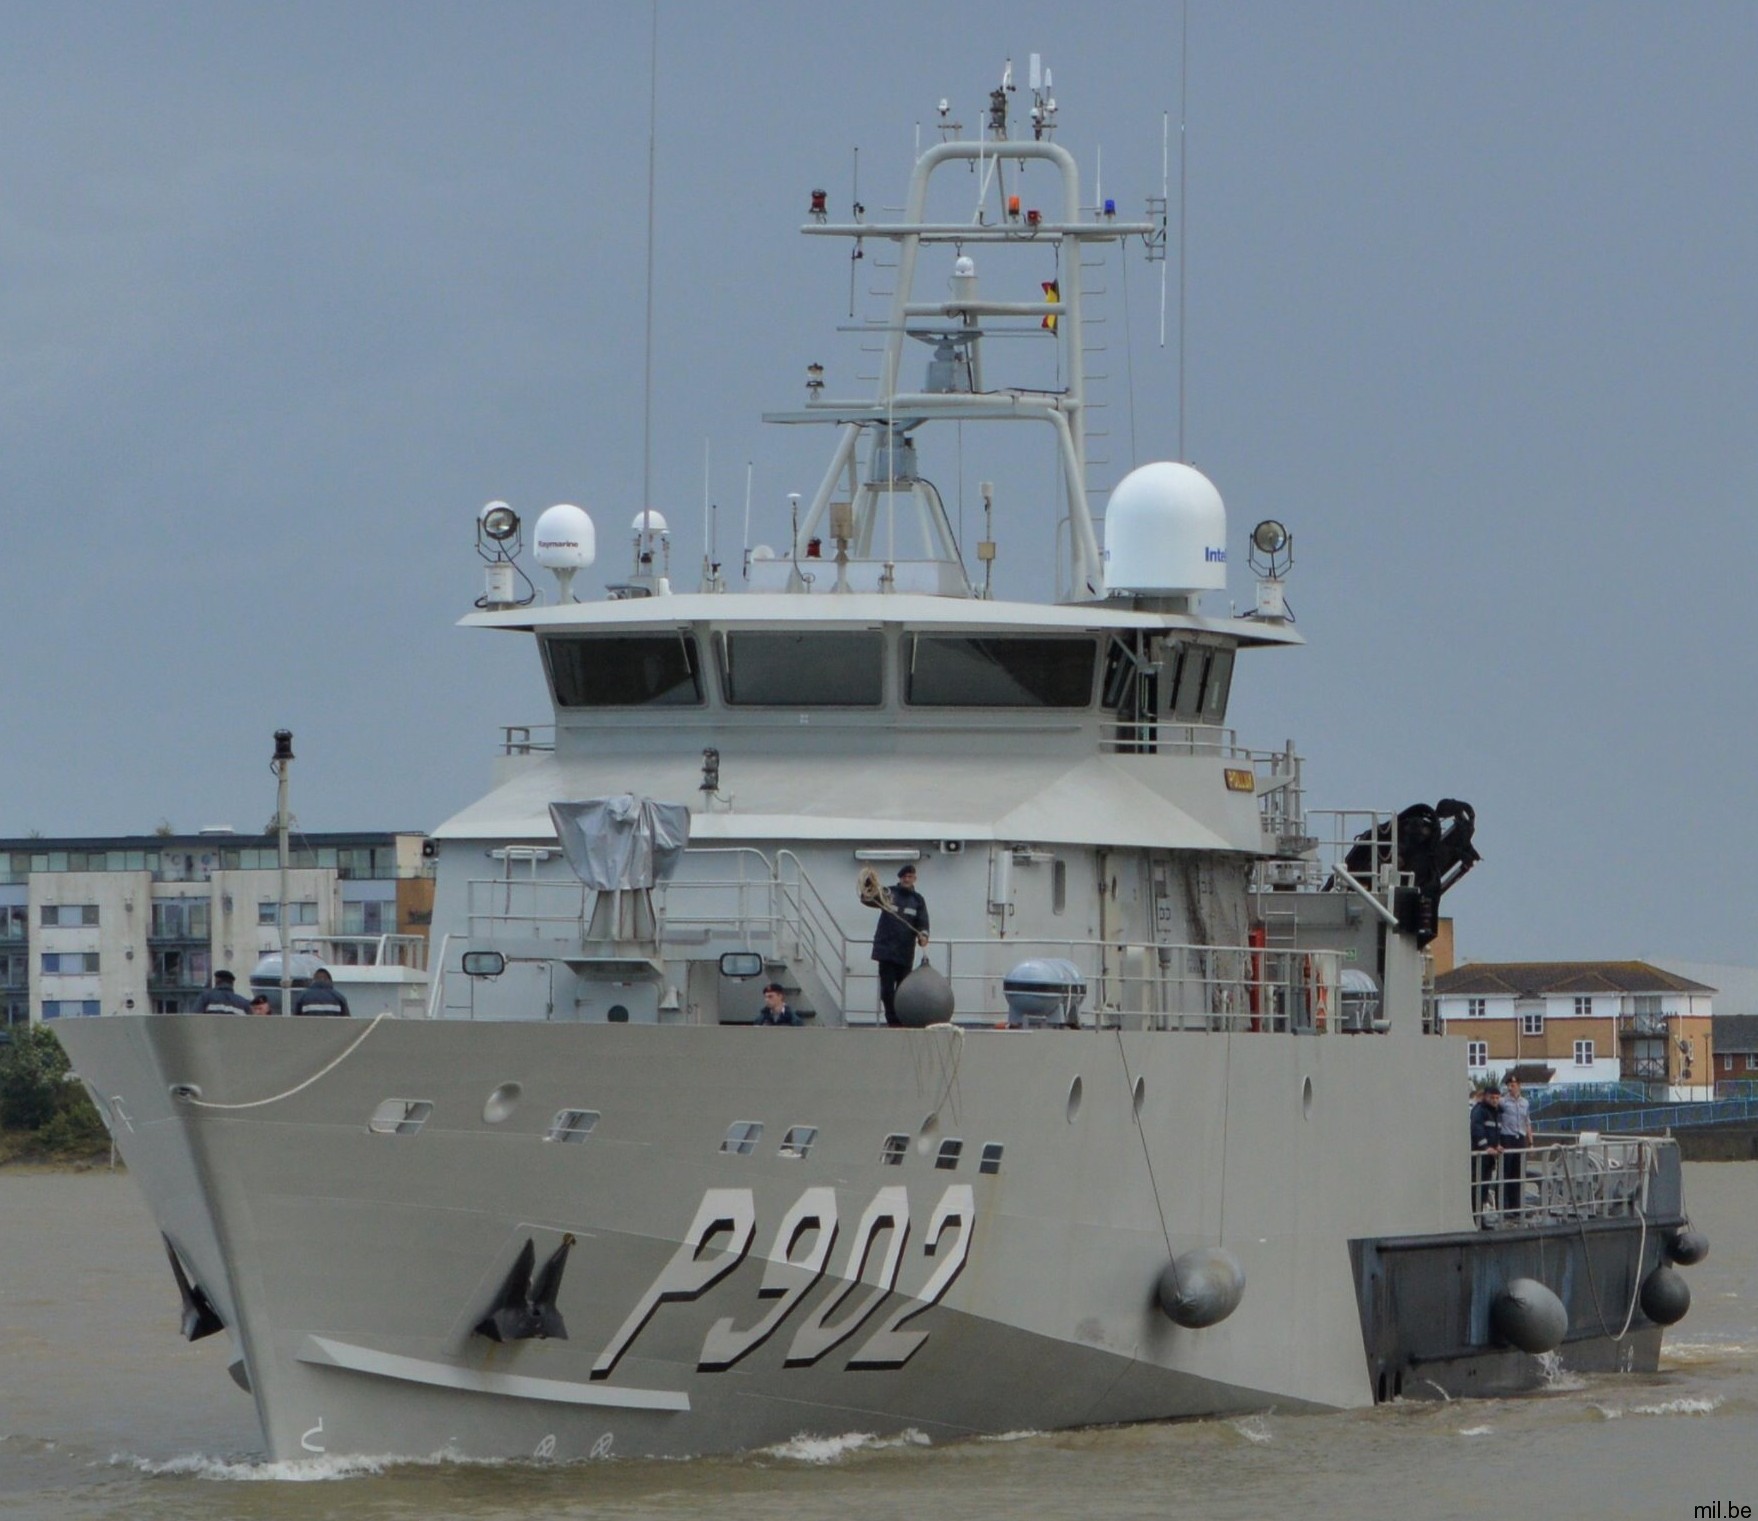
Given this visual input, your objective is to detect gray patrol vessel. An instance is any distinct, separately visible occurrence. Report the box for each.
[57,60,1703,1464]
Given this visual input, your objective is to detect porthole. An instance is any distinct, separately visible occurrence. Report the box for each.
[1132,1075,1146,1118]
[880,1132,908,1166]
[1066,1075,1084,1123]
[779,1125,819,1159]
[482,1082,522,1124]
[369,1099,433,1136]
[935,1138,964,1171]
[546,1109,599,1144]
[979,1142,1004,1175]
[721,1120,763,1156]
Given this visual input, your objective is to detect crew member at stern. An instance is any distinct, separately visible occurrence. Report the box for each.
[871,864,929,1027]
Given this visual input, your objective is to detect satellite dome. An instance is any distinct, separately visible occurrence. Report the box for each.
[533,504,596,570]
[630,509,669,535]
[1103,461,1227,596]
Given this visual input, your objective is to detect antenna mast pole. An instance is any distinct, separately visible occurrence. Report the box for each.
[1177,0,1189,461]
[641,2,659,516]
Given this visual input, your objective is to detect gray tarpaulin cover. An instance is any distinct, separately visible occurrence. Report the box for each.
[549,797,690,890]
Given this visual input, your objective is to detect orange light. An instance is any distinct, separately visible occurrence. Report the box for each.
[1007,194,1021,218]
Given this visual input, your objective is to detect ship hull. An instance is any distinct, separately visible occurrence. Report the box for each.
[59,1016,1676,1462]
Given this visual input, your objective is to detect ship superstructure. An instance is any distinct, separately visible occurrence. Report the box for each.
[57,61,1703,1465]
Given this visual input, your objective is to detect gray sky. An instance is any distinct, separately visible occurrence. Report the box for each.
[3,2,1754,966]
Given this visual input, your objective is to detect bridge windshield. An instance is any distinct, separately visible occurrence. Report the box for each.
[719,631,884,706]
[544,634,704,707]
[905,635,1097,708]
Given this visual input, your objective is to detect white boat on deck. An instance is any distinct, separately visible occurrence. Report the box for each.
[57,59,1705,1465]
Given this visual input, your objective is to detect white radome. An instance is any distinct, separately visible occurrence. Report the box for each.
[630,509,669,535]
[1103,461,1228,595]
[533,504,596,569]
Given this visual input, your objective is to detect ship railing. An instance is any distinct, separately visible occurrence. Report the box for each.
[1472,1136,1668,1229]
[1100,721,1253,758]
[840,937,1348,1032]
[288,932,428,971]
[461,848,856,1012]
[498,725,555,755]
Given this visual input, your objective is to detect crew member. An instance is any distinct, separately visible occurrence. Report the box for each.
[193,970,252,1015]
[755,982,800,1026]
[871,863,928,1027]
[293,967,351,1017]
[1470,1082,1503,1226]
[1499,1073,1533,1217]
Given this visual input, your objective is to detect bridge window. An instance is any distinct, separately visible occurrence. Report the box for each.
[905,635,1097,708]
[1163,643,1234,722]
[544,633,703,707]
[719,630,884,706]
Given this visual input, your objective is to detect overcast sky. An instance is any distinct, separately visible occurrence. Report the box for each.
[3,2,1754,966]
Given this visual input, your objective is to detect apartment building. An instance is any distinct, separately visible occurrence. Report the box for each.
[1433,960,1715,1100]
[0,831,433,1027]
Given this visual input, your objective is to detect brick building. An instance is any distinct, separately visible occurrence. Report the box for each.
[1433,960,1715,1100]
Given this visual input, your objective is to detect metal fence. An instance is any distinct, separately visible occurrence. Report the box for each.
[1473,1137,1659,1228]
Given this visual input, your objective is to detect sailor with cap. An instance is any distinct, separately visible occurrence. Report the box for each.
[193,969,252,1015]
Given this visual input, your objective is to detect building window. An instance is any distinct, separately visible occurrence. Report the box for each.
[1466,998,1485,1018]
[1574,1040,1595,1067]
[149,900,210,939]
[41,952,100,975]
[0,955,25,989]
[1521,1013,1544,1037]
[258,901,319,927]
[1467,1040,1488,1066]
[149,948,210,987]
[1724,1055,1735,1073]
[41,1000,101,1019]
[341,899,395,936]
[0,905,27,940]
[40,904,99,927]
[1573,996,1592,1017]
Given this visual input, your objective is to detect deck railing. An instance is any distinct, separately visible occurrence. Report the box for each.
[1472,1137,1662,1228]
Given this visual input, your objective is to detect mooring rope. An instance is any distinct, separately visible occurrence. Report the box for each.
[179,1012,394,1112]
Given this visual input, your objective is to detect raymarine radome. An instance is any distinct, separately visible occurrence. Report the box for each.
[533,503,595,602]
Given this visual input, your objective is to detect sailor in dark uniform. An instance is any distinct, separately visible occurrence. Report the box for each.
[193,969,252,1015]
[293,967,351,1017]
[871,864,929,1027]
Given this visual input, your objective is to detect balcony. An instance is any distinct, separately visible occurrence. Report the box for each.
[1619,1012,1669,1039]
